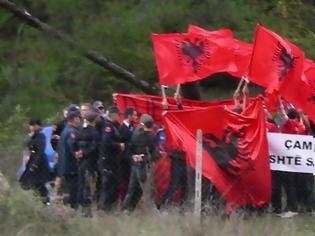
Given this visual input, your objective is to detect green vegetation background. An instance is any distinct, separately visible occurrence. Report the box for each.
[1,0,315,120]
[1,1,315,234]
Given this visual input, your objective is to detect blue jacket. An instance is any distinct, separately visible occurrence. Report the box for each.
[57,124,79,176]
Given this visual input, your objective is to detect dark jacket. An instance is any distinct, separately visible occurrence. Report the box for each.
[77,125,99,170]
[57,124,80,176]
[19,130,51,188]
[100,120,122,158]
[96,116,107,139]
[128,126,160,164]
[119,122,134,144]
[51,119,66,151]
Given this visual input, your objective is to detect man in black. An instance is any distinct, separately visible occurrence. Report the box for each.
[19,118,51,205]
[93,101,107,138]
[51,104,80,151]
[57,111,81,208]
[119,108,138,199]
[76,112,100,217]
[122,114,161,211]
[98,106,124,210]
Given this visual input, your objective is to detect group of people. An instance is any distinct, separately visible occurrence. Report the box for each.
[18,81,315,218]
[265,98,315,218]
[18,98,188,217]
[234,79,315,218]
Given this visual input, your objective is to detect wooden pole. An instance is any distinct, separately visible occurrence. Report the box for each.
[194,129,202,218]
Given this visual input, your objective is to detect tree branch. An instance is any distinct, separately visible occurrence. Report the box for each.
[0,0,159,95]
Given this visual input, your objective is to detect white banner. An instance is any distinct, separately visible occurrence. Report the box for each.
[268,132,315,174]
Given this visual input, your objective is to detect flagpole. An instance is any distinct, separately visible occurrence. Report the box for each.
[194,129,203,219]
[248,23,260,78]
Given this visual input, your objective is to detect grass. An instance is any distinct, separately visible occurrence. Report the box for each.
[1,185,315,236]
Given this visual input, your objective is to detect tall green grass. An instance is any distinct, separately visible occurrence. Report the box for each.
[1,186,315,236]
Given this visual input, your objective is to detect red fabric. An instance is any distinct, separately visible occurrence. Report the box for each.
[151,32,238,85]
[188,25,252,78]
[281,119,306,135]
[229,39,253,78]
[187,24,233,38]
[113,93,236,125]
[163,97,271,213]
[249,24,304,92]
[279,66,315,123]
[264,91,278,113]
[154,156,181,204]
[303,61,315,85]
[266,122,277,133]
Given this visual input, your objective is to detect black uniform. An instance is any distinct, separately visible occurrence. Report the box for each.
[51,119,66,151]
[96,116,107,139]
[76,125,99,211]
[118,121,135,197]
[19,130,51,203]
[122,126,160,211]
[57,124,80,208]
[98,120,122,210]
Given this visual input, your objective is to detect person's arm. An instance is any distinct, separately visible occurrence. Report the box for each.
[67,131,79,157]
[102,125,123,153]
[233,78,244,109]
[174,84,183,110]
[277,96,288,122]
[147,136,161,162]
[242,79,249,111]
[161,85,169,110]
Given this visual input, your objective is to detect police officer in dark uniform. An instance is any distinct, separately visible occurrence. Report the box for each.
[118,108,138,199]
[19,118,51,204]
[92,102,107,203]
[57,111,81,209]
[51,104,80,151]
[122,114,161,211]
[76,112,100,217]
[98,106,124,210]
[93,101,107,138]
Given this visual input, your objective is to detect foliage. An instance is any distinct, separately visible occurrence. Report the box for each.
[0,0,315,119]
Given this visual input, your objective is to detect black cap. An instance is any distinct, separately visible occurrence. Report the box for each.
[85,112,99,122]
[66,111,81,121]
[107,106,120,114]
[29,117,42,126]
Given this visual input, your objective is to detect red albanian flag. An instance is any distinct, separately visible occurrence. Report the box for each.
[113,93,237,126]
[249,24,304,92]
[264,90,279,113]
[151,32,238,86]
[280,61,315,123]
[188,24,253,78]
[163,96,271,213]
[303,59,315,83]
